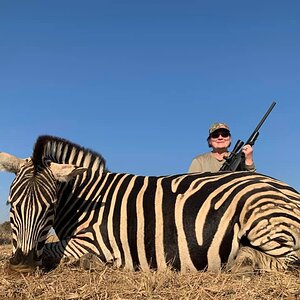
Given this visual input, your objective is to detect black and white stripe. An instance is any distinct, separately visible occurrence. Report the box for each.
[2,135,300,272]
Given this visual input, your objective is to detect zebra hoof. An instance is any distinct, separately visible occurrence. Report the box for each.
[42,255,61,272]
[79,253,104,270]
[227,256,256,275]
[227,246,289,274]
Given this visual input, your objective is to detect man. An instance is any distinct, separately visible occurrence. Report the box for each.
[188,122,255,173]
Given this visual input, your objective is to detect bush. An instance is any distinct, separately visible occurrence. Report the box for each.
[0,221,11,245]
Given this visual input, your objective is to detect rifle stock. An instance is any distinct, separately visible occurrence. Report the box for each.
[219,101,276,171]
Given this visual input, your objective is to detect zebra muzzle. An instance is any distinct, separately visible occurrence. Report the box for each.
[9,248,42,273]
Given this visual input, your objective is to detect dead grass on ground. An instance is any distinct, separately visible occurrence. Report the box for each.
[1,242,300,300]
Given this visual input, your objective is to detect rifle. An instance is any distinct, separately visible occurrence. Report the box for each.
[219,101,276,171]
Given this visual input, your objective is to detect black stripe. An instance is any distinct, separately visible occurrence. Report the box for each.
[126,176,145,269]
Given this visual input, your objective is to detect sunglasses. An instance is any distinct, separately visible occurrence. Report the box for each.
[210,131,230,139]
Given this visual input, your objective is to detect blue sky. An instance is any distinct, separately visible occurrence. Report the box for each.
[0,1,299,222]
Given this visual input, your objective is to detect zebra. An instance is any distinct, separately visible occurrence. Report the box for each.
[0,135,300,273]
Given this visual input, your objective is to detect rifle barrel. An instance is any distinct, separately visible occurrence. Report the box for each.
[253,101,276,133]
[219,101,276,171]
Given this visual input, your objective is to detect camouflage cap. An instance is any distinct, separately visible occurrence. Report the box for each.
[208,122,230,135]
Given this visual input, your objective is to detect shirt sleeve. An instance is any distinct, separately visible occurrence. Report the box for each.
[244,163,256,172]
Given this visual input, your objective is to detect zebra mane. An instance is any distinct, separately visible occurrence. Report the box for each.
[32,135,107,172]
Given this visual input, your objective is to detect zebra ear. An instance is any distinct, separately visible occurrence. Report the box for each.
[49,162,87,182]
[0,152,26,174]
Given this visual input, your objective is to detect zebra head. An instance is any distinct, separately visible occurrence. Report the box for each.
[0,151,86,272]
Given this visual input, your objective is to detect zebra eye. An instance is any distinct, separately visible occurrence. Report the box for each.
[45,160,52,167]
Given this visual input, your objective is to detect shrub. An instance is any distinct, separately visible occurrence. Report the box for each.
[0,221,11,245]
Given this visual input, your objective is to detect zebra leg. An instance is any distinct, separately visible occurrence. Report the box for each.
[43,233,112,271]
[42,251,102,271]
[41,234,62,271]
[226,246,297,274]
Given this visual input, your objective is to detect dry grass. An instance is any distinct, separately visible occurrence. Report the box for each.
[0,224,299,299]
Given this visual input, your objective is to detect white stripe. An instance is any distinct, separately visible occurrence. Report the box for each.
[175,193,196,272]
[154,178,167,269]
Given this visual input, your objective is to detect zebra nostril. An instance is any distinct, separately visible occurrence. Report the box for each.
[9,248,23,265]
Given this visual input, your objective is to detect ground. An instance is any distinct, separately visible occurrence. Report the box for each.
[0,222,300,299]
[0,243,300,300]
